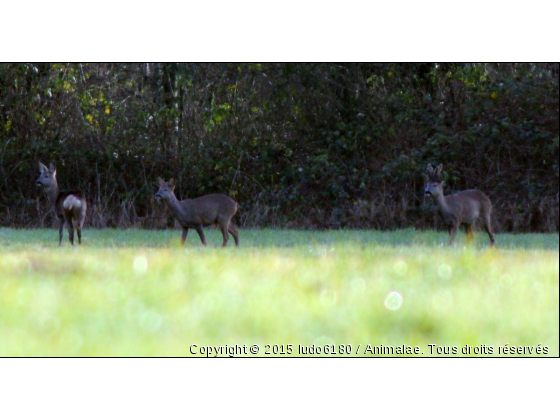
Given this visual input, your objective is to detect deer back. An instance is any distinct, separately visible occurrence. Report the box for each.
[178,194,237,226]
[444,189,492,224]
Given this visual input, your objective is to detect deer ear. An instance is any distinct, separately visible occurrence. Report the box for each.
[157,177,164,186]
[49,162,56,172]
[168,178,175,188]
[39,162,48,173]
[436,164,443,176]
[427,164,434,175]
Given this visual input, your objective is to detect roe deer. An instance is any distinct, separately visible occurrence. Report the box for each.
[155,177,239,247]
[36,162,87,246]
[424,164,495,247]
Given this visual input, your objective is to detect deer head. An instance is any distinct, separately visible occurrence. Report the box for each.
[424,163,444,198]
[36,162,57,189]
[155,177,175,201]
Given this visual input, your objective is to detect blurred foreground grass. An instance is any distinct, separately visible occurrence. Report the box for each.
[0,228,558,356]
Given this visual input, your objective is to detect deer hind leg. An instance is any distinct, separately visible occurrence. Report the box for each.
[482,214,496,247]
[58,217,64,246]
[448,223,460,247]
[73,219,83,245]
[181,228,189,246]
[66,218,75,246]
[228,223,239,247]
[76,210,86,245]
[465,224,474,246]
[218,219,230,248]
[194,224,207,247]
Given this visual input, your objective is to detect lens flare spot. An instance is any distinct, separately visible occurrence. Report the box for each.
[140,310,162,332]
[17,287,34,306]
[384,291,403,311]
[133,255,148,274]
[438,264,452,279]
[350,277,366,294]
[320,289,338,307]
[499,274,514,287]
[16,258,32,274]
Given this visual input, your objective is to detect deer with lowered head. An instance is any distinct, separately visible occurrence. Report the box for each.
[36,162,87,246]
[155,177,239,247]
[424,164,495,247]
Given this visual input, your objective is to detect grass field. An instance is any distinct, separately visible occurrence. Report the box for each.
[0,227,558,357]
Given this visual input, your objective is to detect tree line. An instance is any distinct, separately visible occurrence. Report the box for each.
[0,63,558,232]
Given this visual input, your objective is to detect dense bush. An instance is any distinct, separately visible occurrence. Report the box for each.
[0,63,558,231]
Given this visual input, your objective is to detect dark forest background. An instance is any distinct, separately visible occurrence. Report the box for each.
[0,63,558,232]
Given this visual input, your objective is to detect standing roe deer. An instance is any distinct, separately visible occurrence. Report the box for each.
[155,177,239,247]
[424,164,495,247]
[36,162,87,246]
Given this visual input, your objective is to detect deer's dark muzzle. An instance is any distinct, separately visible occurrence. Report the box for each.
[36,180,43,187]
[155,194,162,200]
[424,191,432,197]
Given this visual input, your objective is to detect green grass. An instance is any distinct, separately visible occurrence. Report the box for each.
[0,228,558,356]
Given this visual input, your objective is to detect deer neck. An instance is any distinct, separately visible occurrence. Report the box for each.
[165,192,186,217]
[436,194,452,215]
[44,180,59,206]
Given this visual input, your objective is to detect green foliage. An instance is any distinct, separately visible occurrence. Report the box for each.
[0,63,558,231]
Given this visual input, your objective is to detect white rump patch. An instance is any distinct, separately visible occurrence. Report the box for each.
[63,195,81,211]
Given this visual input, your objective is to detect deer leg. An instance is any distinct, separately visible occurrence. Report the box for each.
[72,220,82,245]
[465,224,474,246]
[78,211,86,245]
[194,225,207,247]
[58,218,64,246]
[448,224,459,247]
[181,228,189,246]
[228,223,239,247]
[482,215,496,247]
[67,220,75,246]
[219,223,229,248]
